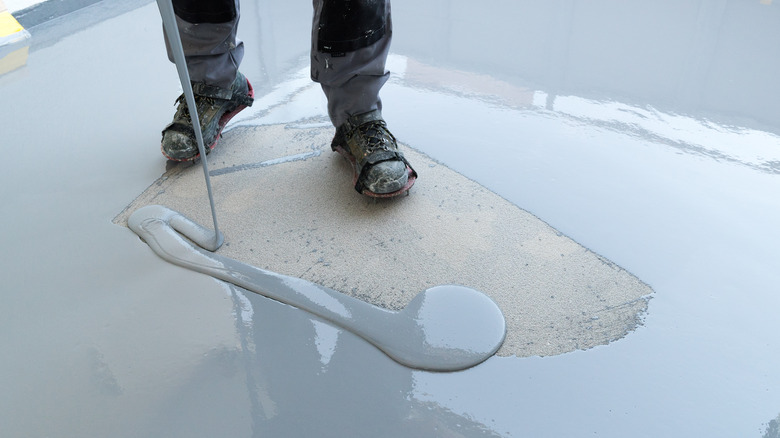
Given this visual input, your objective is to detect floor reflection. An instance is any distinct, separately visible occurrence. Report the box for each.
[394,0,780,133]
[140,284,507,437]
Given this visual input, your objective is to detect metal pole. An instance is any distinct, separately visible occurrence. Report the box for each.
[156,0,224,251]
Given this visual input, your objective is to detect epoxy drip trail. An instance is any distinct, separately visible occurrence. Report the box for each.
[128,205,506,371]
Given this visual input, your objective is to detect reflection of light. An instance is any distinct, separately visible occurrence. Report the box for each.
[229,285,255,325]
[281,277,352,319]
[311,320,340,368]
[227,66,324,128]
[548,95,780,172]
[415,287,502,354]
[390,52,780,174]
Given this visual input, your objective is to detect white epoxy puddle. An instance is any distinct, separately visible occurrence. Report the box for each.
[128,205,506,371]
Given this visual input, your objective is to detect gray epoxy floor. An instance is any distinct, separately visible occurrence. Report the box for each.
[2,1,780,437]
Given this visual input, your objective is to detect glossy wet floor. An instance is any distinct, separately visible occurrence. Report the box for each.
[1,1,779,437]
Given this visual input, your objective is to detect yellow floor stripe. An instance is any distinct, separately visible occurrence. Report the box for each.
[0,7,29,75]
[0,44,27,74]
[0,11,25,38]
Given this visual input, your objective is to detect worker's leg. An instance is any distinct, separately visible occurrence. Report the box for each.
[311,0,415,196]
[310,0,391,127]
[160,0,254,161]
[165,0,243,90]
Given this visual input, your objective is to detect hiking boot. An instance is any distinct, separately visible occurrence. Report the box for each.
[161,72,254,161]
[331,110,417,196]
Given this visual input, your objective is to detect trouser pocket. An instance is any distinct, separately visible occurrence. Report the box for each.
[317,0,387,56]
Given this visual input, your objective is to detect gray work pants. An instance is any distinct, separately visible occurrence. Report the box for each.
[165,0,391,128]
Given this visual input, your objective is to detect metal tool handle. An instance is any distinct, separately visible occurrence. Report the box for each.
[156,0,224,251]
